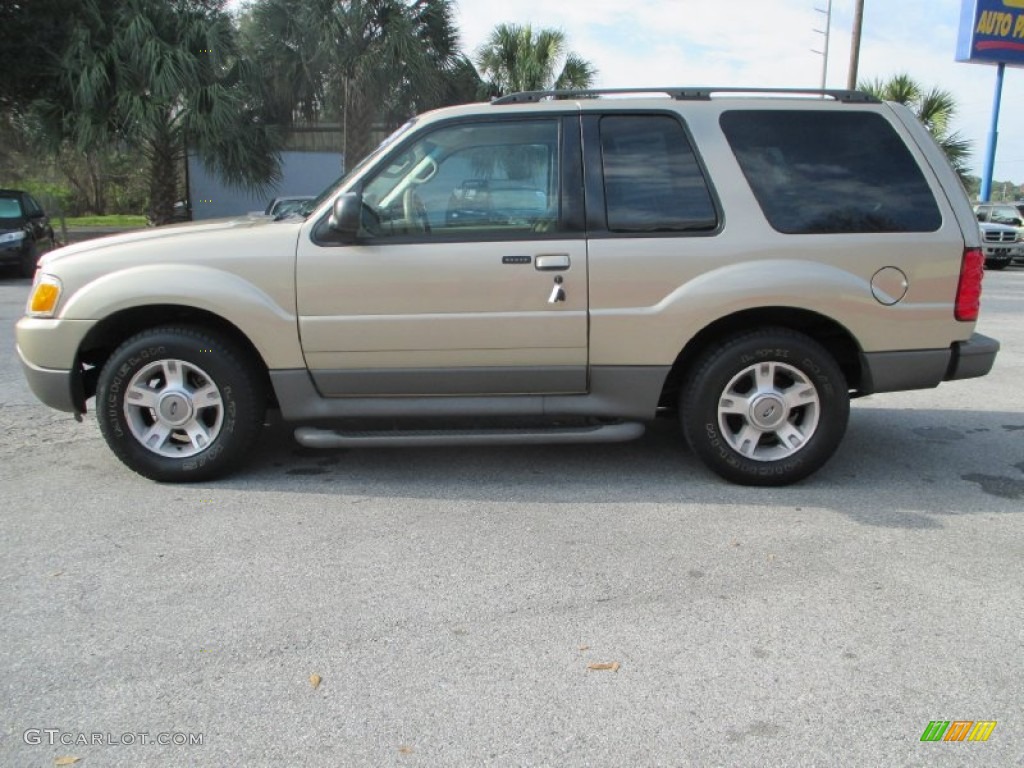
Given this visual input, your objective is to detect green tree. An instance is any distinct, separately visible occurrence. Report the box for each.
[0,0,84,115]
[40,0,281,225]
[242,0,466,168]
[474,24,597,96]
[859,74,971,179]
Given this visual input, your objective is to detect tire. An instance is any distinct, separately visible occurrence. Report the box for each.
[19,240,38,278]
[96,326,266,482]
[680,328,850,486]
[985,260,1008,270]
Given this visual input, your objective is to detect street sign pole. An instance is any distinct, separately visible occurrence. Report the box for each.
[980,62,1004,202]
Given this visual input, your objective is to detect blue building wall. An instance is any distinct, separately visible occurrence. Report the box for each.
[187,150,344,220]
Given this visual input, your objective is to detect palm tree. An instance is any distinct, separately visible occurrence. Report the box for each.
[859,74,971,179]
[242,0,465,168]
[475,24,597,96]
[42,0,281,225]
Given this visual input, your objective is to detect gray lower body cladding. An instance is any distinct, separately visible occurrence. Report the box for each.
[270,365,670,422]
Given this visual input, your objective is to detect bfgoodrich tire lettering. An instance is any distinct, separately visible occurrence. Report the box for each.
[96,326,265,482]
[681,328,850,486]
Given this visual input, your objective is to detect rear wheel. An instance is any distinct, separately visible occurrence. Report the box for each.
[680,328,849,486]
[96,326,266,482]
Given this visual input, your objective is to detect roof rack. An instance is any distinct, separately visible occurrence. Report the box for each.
[491,87,880,105]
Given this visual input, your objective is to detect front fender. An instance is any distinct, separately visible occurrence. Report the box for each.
[58,264,303,369]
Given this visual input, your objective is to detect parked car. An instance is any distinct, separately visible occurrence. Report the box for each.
[265,195,315,217]
[978,221,1020,269]
[0,189,55,277]
[975,202,1024,266]
[16,87,999,486]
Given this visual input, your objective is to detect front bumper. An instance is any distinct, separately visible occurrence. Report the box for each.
[16,316,95,414]
[0,240,27,264]
[17,345,81,413]
[859,333,999,394]
[982,245,1014,264]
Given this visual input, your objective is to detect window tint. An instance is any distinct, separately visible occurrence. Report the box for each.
[360,120,560,239]
[720,110,942,234]
[599,115,716,232]
[22,195,42,216]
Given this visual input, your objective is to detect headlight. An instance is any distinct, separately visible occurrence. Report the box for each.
[0,230,26,244]
[27,274,63,317]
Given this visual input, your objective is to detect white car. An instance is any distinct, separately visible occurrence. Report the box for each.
[978,220,1019,269]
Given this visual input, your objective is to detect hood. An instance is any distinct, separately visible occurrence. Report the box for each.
[39,215,281,269]
[978,221,1018,233]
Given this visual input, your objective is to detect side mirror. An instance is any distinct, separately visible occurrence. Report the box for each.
[328,192,361,237]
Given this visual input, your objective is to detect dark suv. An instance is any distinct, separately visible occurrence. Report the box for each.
[0,189,55,277]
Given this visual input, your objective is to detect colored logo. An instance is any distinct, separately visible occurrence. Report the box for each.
[920,721,997,742]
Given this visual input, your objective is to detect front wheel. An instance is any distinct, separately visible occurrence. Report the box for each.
[680,328,850,486]
[19,240,38,278]
[96,326,266,482]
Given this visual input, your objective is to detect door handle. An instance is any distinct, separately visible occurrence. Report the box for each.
[535,253,570,271]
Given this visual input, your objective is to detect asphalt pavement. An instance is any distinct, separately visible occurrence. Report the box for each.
[1,266,1022,767]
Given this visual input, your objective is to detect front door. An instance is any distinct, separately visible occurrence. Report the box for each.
[296,115,588,397]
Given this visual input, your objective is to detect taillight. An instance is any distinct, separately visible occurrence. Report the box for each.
[955,247,984,321]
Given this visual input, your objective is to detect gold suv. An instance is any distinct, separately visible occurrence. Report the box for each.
[17,87,999,485]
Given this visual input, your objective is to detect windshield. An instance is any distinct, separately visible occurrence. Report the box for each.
[293,119,419,218]
[0,196,24,221]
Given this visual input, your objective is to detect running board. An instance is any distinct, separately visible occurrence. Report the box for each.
[293,421,645,449]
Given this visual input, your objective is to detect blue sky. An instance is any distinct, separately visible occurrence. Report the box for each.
[457,0,1024,187]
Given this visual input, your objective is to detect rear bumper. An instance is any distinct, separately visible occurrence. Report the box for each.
[859,333,999,394]
[945,332,999,381]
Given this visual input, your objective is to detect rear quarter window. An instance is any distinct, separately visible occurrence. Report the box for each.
[599,114,717,233]
[720,110,942,234]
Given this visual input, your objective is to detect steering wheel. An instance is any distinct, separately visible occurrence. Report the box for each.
[402,188,431,234]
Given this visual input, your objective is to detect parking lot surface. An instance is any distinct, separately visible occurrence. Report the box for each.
[1,267,1022,767]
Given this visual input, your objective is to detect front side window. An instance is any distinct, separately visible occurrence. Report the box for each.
[599,115,717,233]
[358,119,561,239]
[22,195,42,216]
[721,110,942,234]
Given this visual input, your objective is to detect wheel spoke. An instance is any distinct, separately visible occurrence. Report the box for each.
[719,392,753,415]
[161,359,184,388]
[775,422,806,451]
[734,423,763,457]
[754,362,776,392]
[125,384,160,410]
[782,383,818,411]
[184,421,212,451]
[141,422,172,451]
[191,383,222,409]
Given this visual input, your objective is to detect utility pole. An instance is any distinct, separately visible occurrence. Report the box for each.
[813,0,833,91]
[847,0,865,90]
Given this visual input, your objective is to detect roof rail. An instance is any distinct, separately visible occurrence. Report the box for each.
[491,87,880,105]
